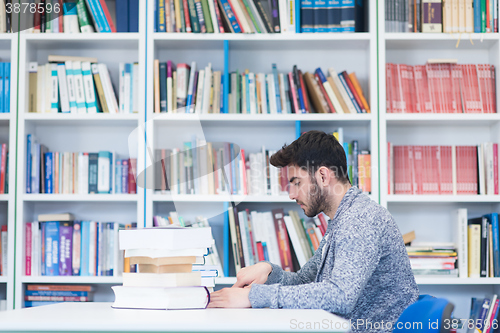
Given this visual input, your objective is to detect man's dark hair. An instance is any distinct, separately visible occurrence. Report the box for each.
[269,130,350,184]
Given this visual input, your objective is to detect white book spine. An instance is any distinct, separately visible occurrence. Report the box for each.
[89,222,96,276]
[65,61,78,114]
[124,65,132,114]
[82,154,89,194]
[454,208,468,278]
[72,61,87,114]
[263,212,282,267]
[198,140,209,195]
[238,211,251,267]
[1,228,7,275]
[287,0,296,33]
[98,154,110,193]
[57,64,71,113]
[176,65,189,109]
[132,63,139,113]
[98,63,119,114]
[78,153,85,194]
[486,142,495,195]
[249,73,257,114]
[50,64,59,113]
[267,74,277,114]
[167,71,173,113]
[81,61,98,113]
[284,216,307,267]
[171,148,179,195]
[324,78,344,114]
[37,65,45,113]
[195,70,205,114]
[119,63,126,113]
[207,0,220,33]
[186,62,197,113]
[278,0,289,33]
[44,63,52,113]
[258,73,268,114]
[270,151,280,196]
[32,221,39,276]
[202,64,212,114]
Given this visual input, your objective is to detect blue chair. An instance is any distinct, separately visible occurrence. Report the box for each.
[394,295,455,333]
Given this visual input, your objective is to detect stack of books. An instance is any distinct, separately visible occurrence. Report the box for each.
[406,242,458,277]
[112,226,215,309]
[24,284,94,308]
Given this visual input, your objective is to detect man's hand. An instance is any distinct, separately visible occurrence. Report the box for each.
[207,287,251,308]
[232,262,273,288]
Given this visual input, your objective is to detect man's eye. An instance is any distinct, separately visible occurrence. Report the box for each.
[294,182,300,186]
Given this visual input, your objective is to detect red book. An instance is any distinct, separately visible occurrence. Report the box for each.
[490,65,496,113]
[388,142,392,194]
[451,64,463,113]
[394,64,404,113]
[386,64,393,113]
[182,0,192,32]
[494,143,498,194]
[99,0,117,32]
[59,0,64,32]
[256,242,265,261]
[288,72,300,114]
[405,146,413,194]
[0,143,6,194]
[313,73,334,113]
[227,0,245,33]
[271,208,293,272]
[407,66,416,113]
[298,70,310,113]
[412,145,423,194]
[341,71,366,113]
[317,212,329,233]
[439,146,453,195]
[430,146,439,194]
[25,223,32,276]
[128,158,137,194]
[213,0,225,33]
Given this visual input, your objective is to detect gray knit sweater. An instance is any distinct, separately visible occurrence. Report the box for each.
[248,187,419,333]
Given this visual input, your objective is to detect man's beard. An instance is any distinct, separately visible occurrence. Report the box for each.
[303,177,328,217]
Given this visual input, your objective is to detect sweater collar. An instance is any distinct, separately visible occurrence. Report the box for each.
[328,186,361,229]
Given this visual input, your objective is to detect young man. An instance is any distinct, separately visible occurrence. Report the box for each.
[208,131,419,332]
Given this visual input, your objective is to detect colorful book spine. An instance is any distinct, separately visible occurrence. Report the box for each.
[58,222,73,276]
[4,63,9,113]
[44,222,59,276]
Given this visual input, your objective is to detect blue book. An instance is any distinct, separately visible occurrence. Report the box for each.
[108,223,114,276]
[301,0,314,32]
[26,134,32,193]
[126,63,133,113]
[115,159,122,194]
[154,0,158,31]
[485,213,500,277]
[328,0,341,32]
[115,0,129,32]
[4,63,9,113]
[80,221,90,276]
[159,62,167,112]
[474,0,481,32]
[44,222,60,276]
[0,63,4,113]
[340,0,355,32]
[25,290,91,297]
[343,142,350,180]
[220,74,224,113]
[296,0,301,33]
[128,0,139,32]
[86,0,111,32]
[314,0,328,32]
[50,64,59,113]
[338,73,361,113]
[219,0,242,32]
[294,66,305,113]
[272,64,282,113]
[44,152,53,194]
[262,242,269,261]
[97,151,113,194]
[476,298,491,332]
[95,222,101,276]
[24,301,64,308]
[121,160,129,193]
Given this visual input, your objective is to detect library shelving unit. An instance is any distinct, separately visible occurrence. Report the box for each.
[144,1,378,279]
[12,3,148,309]
[0,33,18,311]
[378,0,500,319]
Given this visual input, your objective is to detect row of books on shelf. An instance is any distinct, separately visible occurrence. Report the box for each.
[226,207,330,273]
[153,61,370,114]
[0,225,7,276]
[388,143,500,195]
[406,241,458,277]
[465,294,500,333]
[23,284,94,308]
[114,222,219,309]
[22,0,139,34]
[386,0,499,33]
[0,144,8,194]
[154,137,370,196]
[386,62,497,114]
[25,135,137,194]
[24,213,128,277]
[155,0,366,33]
[0,63,10,113]
[29,57,139,114]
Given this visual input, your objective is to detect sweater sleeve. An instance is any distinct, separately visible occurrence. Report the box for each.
[249,218,382,314]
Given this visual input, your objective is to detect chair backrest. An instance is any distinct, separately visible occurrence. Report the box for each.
[393,294,455,333]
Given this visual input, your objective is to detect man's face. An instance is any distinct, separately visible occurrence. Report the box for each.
[287,165,327,218]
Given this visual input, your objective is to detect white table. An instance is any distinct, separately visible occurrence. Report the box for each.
[0,302,350,332]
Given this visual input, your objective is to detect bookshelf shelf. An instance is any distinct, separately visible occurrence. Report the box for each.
[0,195,8,202]
[152,194,293,203]
[384,113,500,126]
[23,33,141,42]
[387,195,500,203]
[385,32,500,41]
[151,113,373,124]
[153,33,373,42]
[21,276,123,284]
[23,113,140,126]
[0,277,7,283]
[22,194,139,202]
[415,277,500,285]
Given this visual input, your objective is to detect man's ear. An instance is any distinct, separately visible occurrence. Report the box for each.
[316,166,332,186]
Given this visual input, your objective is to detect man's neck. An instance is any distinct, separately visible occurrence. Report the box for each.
[325,184,352,220]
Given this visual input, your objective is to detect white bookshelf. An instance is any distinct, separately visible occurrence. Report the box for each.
[144,0,379,279]
[378,0,500,320]
[0,34,18,312]
[13,1,148,309]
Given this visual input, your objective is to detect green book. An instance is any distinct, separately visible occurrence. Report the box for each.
[178,0,187,32]
[481,0,486,32]
[240,0,261,33]
[200,0,213,33]
[187,0,200,32]
[76,0,94,32]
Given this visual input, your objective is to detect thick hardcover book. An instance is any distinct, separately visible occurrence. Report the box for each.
[88,153,98,194]
[72,221,81,276]
[271,208,293,272]
[44,222,60,276]
[59,222,73,276]
[422,0,442,32]
[129,0,139,32]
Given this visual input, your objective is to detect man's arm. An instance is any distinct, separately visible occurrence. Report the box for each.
[248,219,381,315]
